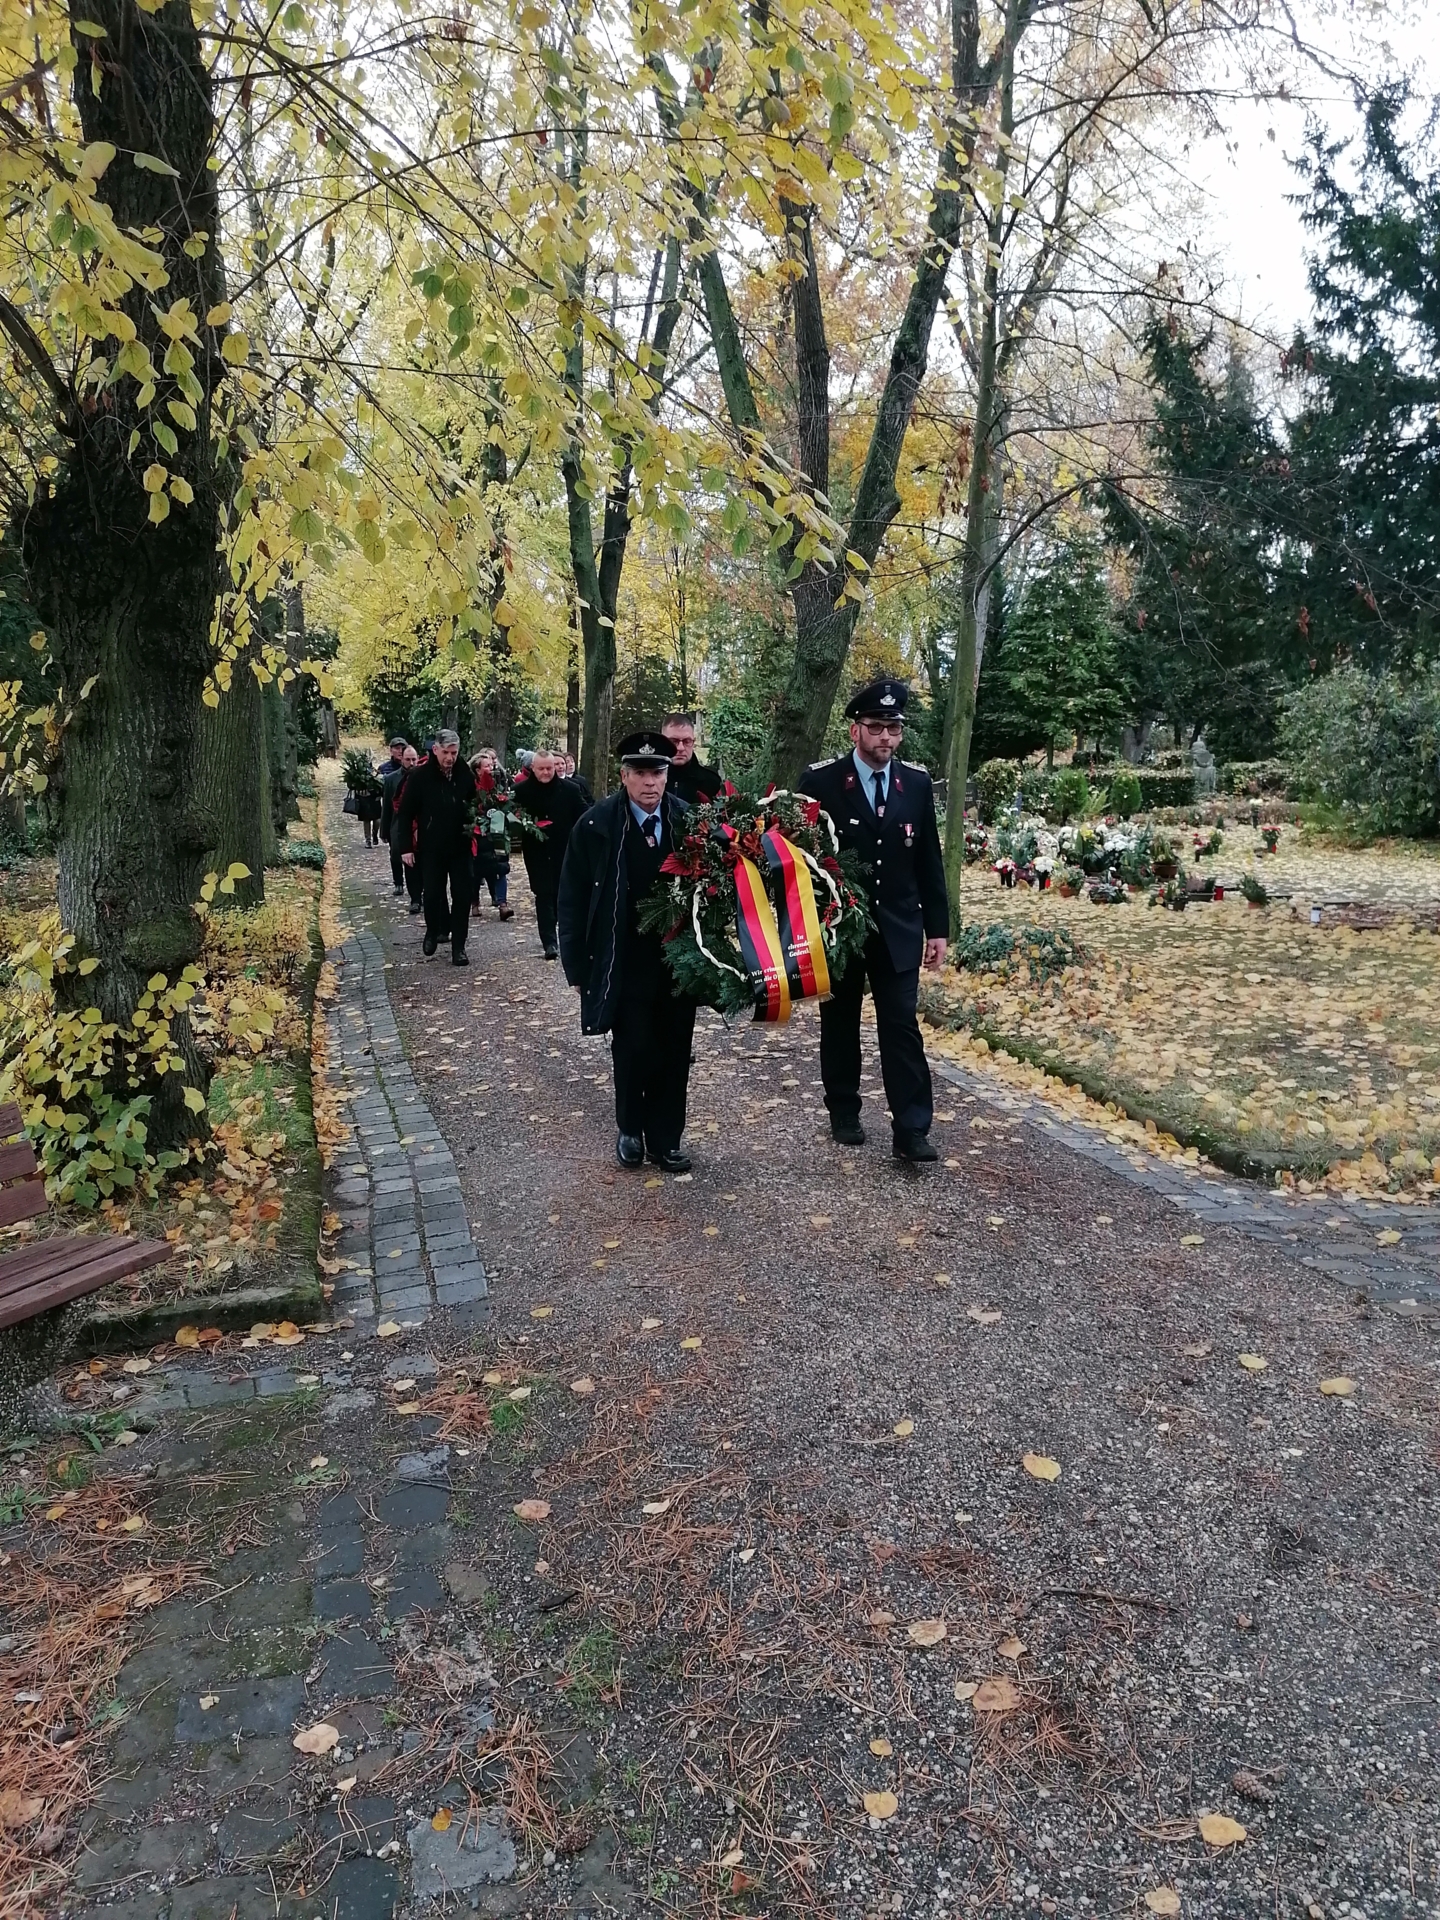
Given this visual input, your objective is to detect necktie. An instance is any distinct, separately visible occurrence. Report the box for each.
[643,813,659,847]
[872,770,886,818]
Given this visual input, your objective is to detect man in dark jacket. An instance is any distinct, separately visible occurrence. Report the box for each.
[511,748,587,959]
[661,713,725,805]
[397,730,477,965]
[379,740,412,895]
[557,732,696,1172]
[561,752,592,804]
[386,745,423,912]
[798,679,947,1161]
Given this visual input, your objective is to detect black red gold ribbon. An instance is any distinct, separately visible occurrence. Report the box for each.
[730,829,833,1022]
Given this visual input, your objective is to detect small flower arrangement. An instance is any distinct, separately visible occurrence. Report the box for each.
[1260,826,1280,854]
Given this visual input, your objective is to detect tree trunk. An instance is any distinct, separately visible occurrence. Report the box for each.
[21,0,225,1144]
[941,0,1020,938]
[197,652,268,907]
[564,609,581,759]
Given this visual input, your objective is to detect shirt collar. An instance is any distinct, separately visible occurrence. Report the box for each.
[853,748,890,802]
[629,797,662,831]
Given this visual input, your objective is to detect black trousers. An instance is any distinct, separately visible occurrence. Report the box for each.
[533,885,558,950]
[390,832,421,901]
[819,932,932,1137]
[421,845,472,954]
[611,986,698,1153]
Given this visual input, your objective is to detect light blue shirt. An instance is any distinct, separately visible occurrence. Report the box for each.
[853,748,891,810]
[629,799,663,838]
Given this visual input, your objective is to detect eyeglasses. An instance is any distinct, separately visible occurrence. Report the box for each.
[859,719,904,736]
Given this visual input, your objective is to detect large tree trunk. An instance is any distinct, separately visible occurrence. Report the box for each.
[197,649,268,907]
[21,0,225,1144]
[941,0,1020,936]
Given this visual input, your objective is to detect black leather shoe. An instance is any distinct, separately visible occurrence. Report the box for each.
[616,1133,644,1169]
[408,899,423,915]
[646,1147,692,1173]
[452,950,469,966]
[893,1132,939,1163]
[830,1120,866,1146]
[422,933,438,957]
[543,944,558,960]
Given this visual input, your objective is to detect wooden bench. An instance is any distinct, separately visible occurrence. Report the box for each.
[0,1100,170,1333]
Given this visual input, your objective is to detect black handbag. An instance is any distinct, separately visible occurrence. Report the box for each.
[342,792,357,815]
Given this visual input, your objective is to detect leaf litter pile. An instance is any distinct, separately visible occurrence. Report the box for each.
[0,1456,202,1917]
[927,838,1440,1197]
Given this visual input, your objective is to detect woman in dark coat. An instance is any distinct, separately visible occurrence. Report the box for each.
[511,748,588,958]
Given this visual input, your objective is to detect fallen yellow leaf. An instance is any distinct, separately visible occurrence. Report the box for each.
[906,1619,946,1647]
[174,1325,200,1349]
[680,1335,702,1351]
[1022,1452,1061,1482]
[431,1808,452,1832]
[603,1240,620,1250]
[644,1176,663,1188]
[869,1736,893,1757]
[640,1317,662,1331]
[391,1378,416,1393]
[570,1376,596,1396]
[967,1304,1001,1325]
[863,1790,898,1820]
[376,1320,401,1338]
[1319,1376,1355,1397]
[308,1455,329,1470]
[0,1792,44,1829]
[893,1417,914,1438]
[953,1680,979,1701]
[641,1498,672,1517]
[394,1401,421,1414]
[1238,1354,1268,1373]
[531,1305,554,1319]
[1376,1228,1401,1246]
[997,1635,1026,1659]
[513,1499,550,1523]
[482,1369,504,1385]
[1145,1892,1181,1917]
[719,1846,744,1869]
[1180,1234,1204,1247]
[1198,1812,1247,1848]
[120,1514,145,1533]
[292,1722,340,1756]
[507,1386,532,1403]
[933,1271,951,1287]
[121,1357,152,1375]
[972,1676,1020,1713]
[199,1693,219,1710]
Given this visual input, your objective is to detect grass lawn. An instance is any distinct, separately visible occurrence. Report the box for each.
[923,825,1440,1198]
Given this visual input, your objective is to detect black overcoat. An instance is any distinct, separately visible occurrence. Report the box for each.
[395,756,477,862]
[557,789,690,1034]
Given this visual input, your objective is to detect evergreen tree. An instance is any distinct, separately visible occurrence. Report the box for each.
[1285,87,1440,668]
[1104,322,1305,759]
[974,532,1123,765]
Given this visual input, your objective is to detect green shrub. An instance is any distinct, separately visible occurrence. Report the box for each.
[1108,769,1142,817]
[1017,765,1051,814]
[953,922,1079,983]
[1280,666,1440,838]
[975,759,1019,824]
[1048,766,1092,823]
[277,839,326,870]
[1222,758,1290,797]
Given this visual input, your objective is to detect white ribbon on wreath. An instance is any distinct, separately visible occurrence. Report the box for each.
[675,792,854,981]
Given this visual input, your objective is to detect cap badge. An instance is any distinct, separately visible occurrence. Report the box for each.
[880,693,895,706]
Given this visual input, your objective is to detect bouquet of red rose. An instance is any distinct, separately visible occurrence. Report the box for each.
[637,789,872,1021]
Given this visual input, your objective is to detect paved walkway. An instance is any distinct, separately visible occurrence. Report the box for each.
[30,796,1439,1920]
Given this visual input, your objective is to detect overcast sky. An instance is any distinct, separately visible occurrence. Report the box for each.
[1185,3,1433,339]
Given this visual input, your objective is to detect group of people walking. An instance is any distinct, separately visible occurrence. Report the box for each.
[352,683,947,1172]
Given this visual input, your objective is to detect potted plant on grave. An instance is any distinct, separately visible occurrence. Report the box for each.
[1241,871,1269,909]
[1088,876,1128,905]
[1150,829,1180,880]
[1261,826,1280,854]
[1155,874,1188,911]
[1058,863,1086,898]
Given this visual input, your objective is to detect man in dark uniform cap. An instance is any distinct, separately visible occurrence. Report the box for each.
[557,732,698,1172]
[798,679,947,1160]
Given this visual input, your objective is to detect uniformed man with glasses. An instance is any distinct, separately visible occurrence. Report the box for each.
[798,679,948,1162]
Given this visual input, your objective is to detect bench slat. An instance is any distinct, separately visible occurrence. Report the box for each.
[0,1141,39,1183]
[0,1236,170,1331]
[0,1233,169,1299]
[0,1181,48,1228]
[0,1100,23,1138]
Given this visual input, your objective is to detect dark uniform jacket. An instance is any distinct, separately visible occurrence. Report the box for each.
[666,756,725,806]
[512,771,588,890]
[557,789,690,1034]
[396,755,477,861]
[798,755,947,972]
[379,760,407,841]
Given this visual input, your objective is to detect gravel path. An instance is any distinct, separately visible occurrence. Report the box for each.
[345,823,1440,1920]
